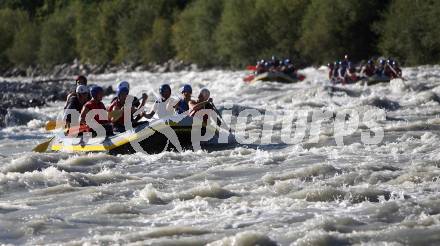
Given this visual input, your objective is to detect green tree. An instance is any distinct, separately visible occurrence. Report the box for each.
[6,20,40,68]
[377,0,440,65]
[215,0,269,67]
[38,8,76,67]
[142,18,175,63]
[297,0,387,64]
[115,1,160,64]
[0,8,28,68]
[74,0,125,64]
[172,0,223,67]
[255,0,310,60]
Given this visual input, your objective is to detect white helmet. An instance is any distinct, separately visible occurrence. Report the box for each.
[117,80,130,90]
[199,88,210,100]
[76,85,89,94]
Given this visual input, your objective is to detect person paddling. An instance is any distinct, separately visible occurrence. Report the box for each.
[361,60,376,78]
[110,81,147,126]
[80,86,112,136]
[175,84,192,115]
[188,88,220,128]
[108,86,132,132]
[144,84,177,120]
[64,75,88,108]
[64,85,89,128]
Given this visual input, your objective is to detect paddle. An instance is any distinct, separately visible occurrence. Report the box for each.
[386,63,405,81]
[32,136,55,153]
[210,103,231,133]
[45,120,64,131]
[45,111,122,131]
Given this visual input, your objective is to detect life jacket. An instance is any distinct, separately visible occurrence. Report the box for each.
[175,99,189,114]
[384,66,393,77]
[83,99,109,125]
[108,99,126,126]
[364,65,375,77]
[333,67,340,77]
[189,102,214,125]
[339,67,347,77]
[375,66,384,76]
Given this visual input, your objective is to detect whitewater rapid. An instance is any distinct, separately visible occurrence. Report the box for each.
[1,66,440,245]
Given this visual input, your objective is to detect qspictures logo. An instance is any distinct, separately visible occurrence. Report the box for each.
[59,93,385,154]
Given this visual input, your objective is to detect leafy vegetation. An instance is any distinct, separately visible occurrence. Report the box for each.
[0,0,439,71]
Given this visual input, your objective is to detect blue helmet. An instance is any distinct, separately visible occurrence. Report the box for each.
[116,86,129,97]
[284,59,291,65]
[90,86,103,99]
[181,84,192,94]
[159,84,171,95]
[117,80,129,90]
[379,59,385,65]
[367,60,373,65]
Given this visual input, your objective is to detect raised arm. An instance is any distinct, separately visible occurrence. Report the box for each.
[189,98,213,112]
[80,106,90,124]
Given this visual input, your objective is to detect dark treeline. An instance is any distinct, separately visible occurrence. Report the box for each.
[1,0,440,72]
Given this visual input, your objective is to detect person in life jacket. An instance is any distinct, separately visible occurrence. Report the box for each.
[64,85,89,128]
[344,61,358,83]
[64,75,89,108]
[282,59,296,77]
[256,59,267,74]
[339,60,348,78]
[175,84,192,115]
[332,61,341,84]
[80,86,112,136]
[328,62,335,80]
[144,84,178,120]
[390,60,402,78]
[189,88,216,126]
[269,55,281,72]
[110,81,148,126]
[108,86,135,132]
[384,59,397,78]
[376,59,386,77]
[361,60,376,77]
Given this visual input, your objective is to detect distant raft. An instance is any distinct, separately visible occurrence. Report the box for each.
[330,75,394,86]
[50,116,235,155]
[244,71,305,84]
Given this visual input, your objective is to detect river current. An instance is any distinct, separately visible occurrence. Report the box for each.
[1,66,440,245]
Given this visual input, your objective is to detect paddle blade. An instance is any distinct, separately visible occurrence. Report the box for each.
[32,137,55,153]
[45,120,65,130]
[246,65,256,71]
[45,120,57,130]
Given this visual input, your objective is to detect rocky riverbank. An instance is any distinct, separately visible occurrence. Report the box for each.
[1,59,199,78]
[0,59,199,128]
[0,80,113,128]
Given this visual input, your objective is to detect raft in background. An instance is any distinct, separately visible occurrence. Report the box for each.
[244,71,306,84]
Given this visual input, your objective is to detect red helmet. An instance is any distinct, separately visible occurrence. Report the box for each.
[75,75,87,85]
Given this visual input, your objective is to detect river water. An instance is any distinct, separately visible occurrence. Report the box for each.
[1,66,440,245]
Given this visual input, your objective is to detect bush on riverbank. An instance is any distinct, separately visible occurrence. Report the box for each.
[1,0,440,74]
